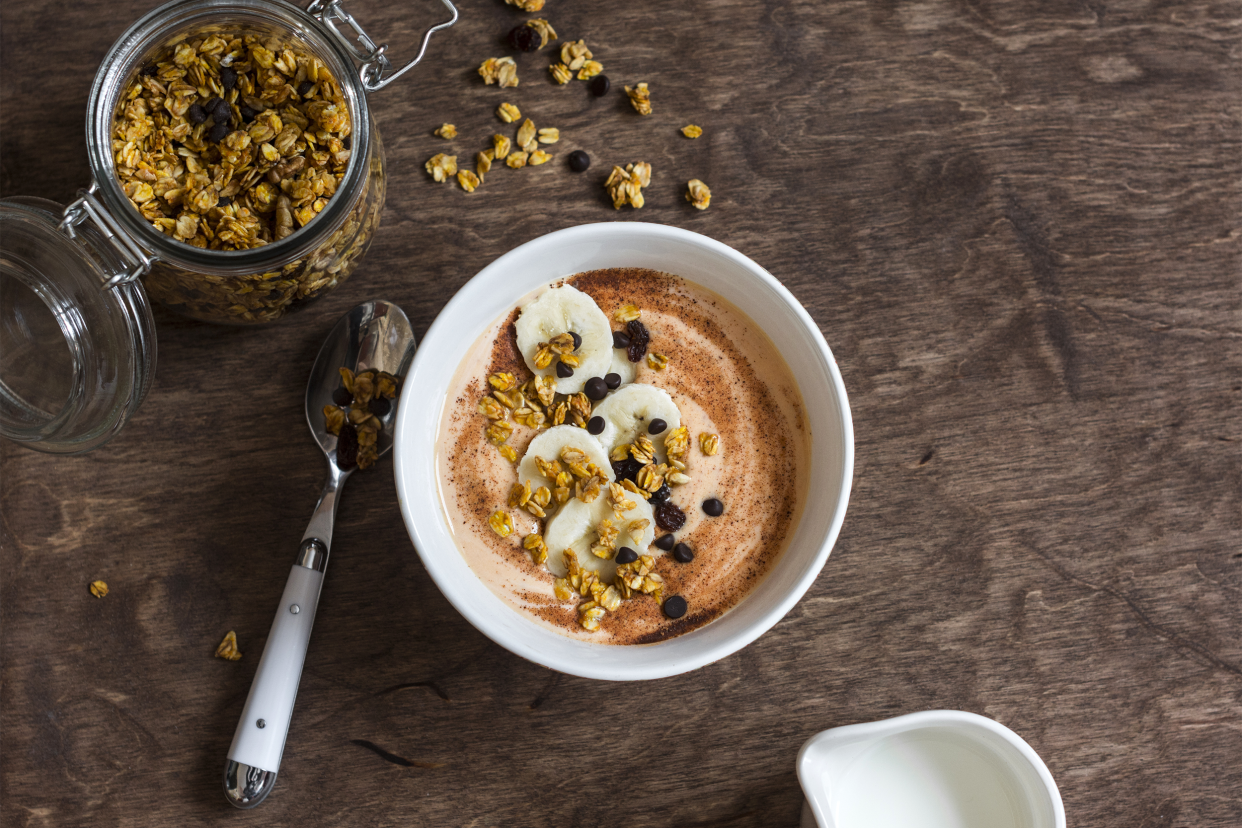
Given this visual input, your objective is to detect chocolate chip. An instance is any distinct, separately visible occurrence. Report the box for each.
[611,458,643,483]
[649,484,671,504]
[614,546,638,564]
[568,150,590,173]
[336,424,358,469]
[672,543,694,563]
[584,376,608,400]
[703,498,724,517]
[612,331,631,349]
[297,80,315,98]
[219,66,237,91]
[588,74,610,97]
[332,387,353,406]
[208,122,229,143]
[570,331,582,350]
[654,533,676,551]
[342,135,351,149]
[626,319,649,363]
[648,418,667,435]
[187,103,208,125]
[213,99,232,126]
[204,96,222,114]
[587,416,605,435]
[369,397,391,417]
[507,24,540,52]
[604,372,621,389]
[140,63,158,77]
[555,360,574,378]
[217,196,233,207]
[239,104,258,122]
[654,502,686,531]
[663,595,687,619]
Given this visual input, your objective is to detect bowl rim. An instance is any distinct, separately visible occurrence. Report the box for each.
[393,221,854,680]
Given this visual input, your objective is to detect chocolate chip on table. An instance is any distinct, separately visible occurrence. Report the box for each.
[568,150,590,173]
[587,416,605,435]
[673,542,694,563]
[649,484,671,504]
[654,533,676,551]
[239,104,258,122]
[611,458,643,483]
[507,24,540,52]
[368,397,391,417]
[654,501,686,531]
[663,595,688,619]
[332,387,353,406]
[584,376,608,400]
[614,546,638,565]
[604,372,621,389]
[187,103,208,125]
[208,122,229,143]
[588,74,610,97]
[648,418,667,435]
[570,331,582,350]
[297,80,315,98]
[612,331,631,349]
[626,319,649,363]
[219,66,237,90]
[703,498,724,517]
[556,360,574,378]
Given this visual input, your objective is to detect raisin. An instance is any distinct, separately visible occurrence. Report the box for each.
[611,458,643,483]
[332,387,353,406]
[140,63,158,77]
[654,502,686,532]
[219,66,237,90]
[626,319,649,363]
[297,80,315,97]
[507,25,540,52]
[369,397,391,417]
[336,424,359,469]
[649,484,671,504]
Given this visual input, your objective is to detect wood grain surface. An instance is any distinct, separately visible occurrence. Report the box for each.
[2,0,1240,825]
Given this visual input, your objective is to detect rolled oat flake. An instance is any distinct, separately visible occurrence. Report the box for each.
[0,0,459,455]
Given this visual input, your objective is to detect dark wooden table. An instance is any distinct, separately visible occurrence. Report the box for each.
[3,0,1239,825]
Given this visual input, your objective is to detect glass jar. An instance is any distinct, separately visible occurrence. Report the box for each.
[0,0,455,451]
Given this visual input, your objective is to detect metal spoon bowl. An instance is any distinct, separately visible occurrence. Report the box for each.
[223,300,416,808]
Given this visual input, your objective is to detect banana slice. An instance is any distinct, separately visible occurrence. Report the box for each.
[517,425,614,493]
[608,349,636,388]
[543,494,655,580]
[589,383,682,461]
[515,284,613,395]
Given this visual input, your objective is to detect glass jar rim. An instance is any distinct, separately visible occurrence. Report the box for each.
[84,0,372,276]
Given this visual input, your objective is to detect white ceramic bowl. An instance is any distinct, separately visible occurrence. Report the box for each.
[394,222,853,681]
[797,711,1066,828]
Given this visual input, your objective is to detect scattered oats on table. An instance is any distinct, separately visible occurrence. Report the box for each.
[682,124,703,138]
[505,0,545,10]
[577,60,603,80]
[89,580,109,598]
[529,150,552,165]
[457,170,480,192]
[216,630,243,660]
[425,153,457,182]
[434,123,457,139]
[686,178,712,210]
[506,151,529,169]
[549,62,572,85]
[515,118,536,151]
[476,149,494,177]
[492,134,512,159]
[497,102,521,123]
[537,127,559,144]
[625,82,652,115]
[478,56,519,88]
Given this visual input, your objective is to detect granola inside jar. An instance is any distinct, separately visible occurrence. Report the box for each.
[86,0,390,325]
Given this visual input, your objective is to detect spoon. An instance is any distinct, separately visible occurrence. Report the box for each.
[222,300,417,809]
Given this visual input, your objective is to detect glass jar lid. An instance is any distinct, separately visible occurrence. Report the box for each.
[0,197,156,454]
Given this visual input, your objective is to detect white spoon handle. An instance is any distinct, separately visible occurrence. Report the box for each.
[227,561,323,774]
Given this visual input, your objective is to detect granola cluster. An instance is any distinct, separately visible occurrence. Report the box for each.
[550,39,603,84]
[605,162,652,210]
[624,82,652,116]
[323,366,399,470]
[428,103,560,191]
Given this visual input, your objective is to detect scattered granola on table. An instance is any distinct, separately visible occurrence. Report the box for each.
[686,179,712,210]
[457,170,481,192]
[605,162,652,209]
[215,630,243,660]
[497,102,521,123]
[89,580,109,598]
[425,153,458,182]
[324,366,399,469]
[681,124,703,138]
[505,0,545,11]
[478,56,519,87]
[434,123,457,139]
[625,82,652,115]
